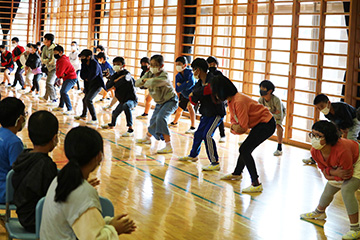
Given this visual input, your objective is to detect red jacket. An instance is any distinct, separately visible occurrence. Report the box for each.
[12,45,25,66]
[1,50,14,69]
[56,55,77,81]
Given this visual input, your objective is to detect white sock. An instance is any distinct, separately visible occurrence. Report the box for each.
[165,142,172,148]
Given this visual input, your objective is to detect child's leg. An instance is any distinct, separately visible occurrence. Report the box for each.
[153,100,177,142]
[144,91,152,114]
[4,69,10,83]
[123,100,137,127]
[86,87,102,120]
[111,102,124,126]
[188,103,195,128]
[202,116,223,164]
[61,79,77,110]
[189,118,208,158]
[109,97,118,108]
[218,121,225,138]
[341,178,360,224]
[276,124,283,151]
[172,107,183,124]
[101,89,107,99]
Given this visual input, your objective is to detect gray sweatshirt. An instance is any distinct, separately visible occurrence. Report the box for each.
[41,43,56,72]
[135,70,176,105]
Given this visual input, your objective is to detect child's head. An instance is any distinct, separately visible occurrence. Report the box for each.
[140,57,150,66]
[95,45,105,55]
[259,80,275,97]
[53,45,64,59]
[0,97,26,132]
[311,120,340,147]
[11,37,19,47]
[210,74,238,101]
[96,52,106,64]
[79,49,93,64]
[191,58,208,79]
[43,33,55,47]
[28,110,59,152]
[150,54,164,74]
[314,94,331,115]
[175,56,188,72]
[113,57,125,72]
[71,41,78,52]
[206,56,219,68]
[29,44,38,54]
[0,45,6,53]
[26,43,32,53]
[55,126,104,202]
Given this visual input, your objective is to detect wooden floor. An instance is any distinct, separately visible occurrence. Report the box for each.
[0,82,356,240]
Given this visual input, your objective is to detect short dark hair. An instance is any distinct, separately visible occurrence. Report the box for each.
[36,41,41,46]
[78,49,93,58]
[314,94,329,105]
[54,45,64,53]
[113,57,125,65]
[44,33,55,43]
[30,44,38,50]
[259,80,275,93]
[150,54,164,66]
[11,37,19,43]
[206,56,219,65]
[0,97,25,127]
[0,45,5,49]
[96,52,106,60]
[71,41,77,45]
[175,56,188,65]
[312,120,340,146]
[140,57,150,64]
[28,111,59,146]
[210,74,238,101]
[96,45,105,51]
[191,58,209,73]
[26,43,32,48]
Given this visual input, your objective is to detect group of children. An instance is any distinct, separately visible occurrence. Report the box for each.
[2,33,360,239]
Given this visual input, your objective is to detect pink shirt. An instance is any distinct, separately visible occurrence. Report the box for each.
[32,67,42,75]
[228,92,273,133]
[311,138,359,181]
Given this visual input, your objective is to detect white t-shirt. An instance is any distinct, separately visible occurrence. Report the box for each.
[69,51,80,71]
[40,177,101,240]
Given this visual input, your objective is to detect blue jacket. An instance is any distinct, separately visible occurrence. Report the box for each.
[175,68,196,98]
[80,59,105,91]
[100,61,114,78]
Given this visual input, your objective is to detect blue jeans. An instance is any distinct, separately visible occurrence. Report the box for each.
[59,79,77,110]
[111,100,137,127]
[190,116,223,163]
[148,97,178,140]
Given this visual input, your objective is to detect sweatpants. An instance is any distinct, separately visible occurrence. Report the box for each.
[43,69,57,101]
[190,115,223,163]
[319,177,360,215]
[31,74,42,92]
[233,117,276,182]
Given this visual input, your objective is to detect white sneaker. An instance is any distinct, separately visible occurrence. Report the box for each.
[342,230,360,240]
[136,137,151,144]
[74,115,86,120]
[157,145,173,154]
[52,107,64,112]
[302,157,316,164]
[220,173,242,181]
[102,105,112,111]
[273,150,282,156]
[202,164,220,171]
[300,211,327,220]
[63,110,74,115]
[242,184,263,193]
[122,131,134,137]
[178,156,198,162]
[219,136,226,143]
[46,101,58,106]
[86,120,98,125]
[185,128,196,134]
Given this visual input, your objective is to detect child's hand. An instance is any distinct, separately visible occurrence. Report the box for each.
[177,82,181,87]
[188,92,193,98]
[333,167,352,180]
[88,178,100,187]
[231,124,245,134]
[110,214,137,235]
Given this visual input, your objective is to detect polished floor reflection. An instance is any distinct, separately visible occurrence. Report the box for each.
[0,85,355,240]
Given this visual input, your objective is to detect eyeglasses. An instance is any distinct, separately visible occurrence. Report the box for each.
[308,132,324,140]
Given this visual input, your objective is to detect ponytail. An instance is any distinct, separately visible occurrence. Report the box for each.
[55,126,104,202]
[55,161,83,202]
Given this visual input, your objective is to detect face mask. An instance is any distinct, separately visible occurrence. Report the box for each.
[54,54,60,59]
[141,65,148,71]
[15,116,25,131]
[260,90,268,96]
[311,137,325,150]
[81,58,88,64]
[12,43,16,48]
[209,67,216,73]
[71,46,77,51]
[113,65,122,72]
[176,65,184,72]
[150,67,160,74]
[321,105,330,115]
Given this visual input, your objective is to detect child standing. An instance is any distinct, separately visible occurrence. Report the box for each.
[11,37,26,89]
[0,97,26,203]
[75,49,105,125]
[69,41,81,91]
[96,52,114,102]
[258,80,286,156]
[169,56,196,134]
[178,58,226,171]
[136,57,152,119]
[101,57,137,137]
[135,55,178,154]
[0,44,14,86]
[25,44,42,96]
[12,111,59,232]
[52,45,78,115]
